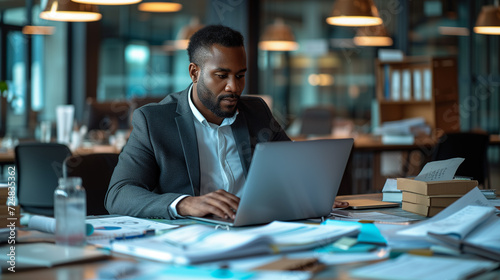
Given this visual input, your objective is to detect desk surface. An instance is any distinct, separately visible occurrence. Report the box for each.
[0,145,120,164]
[3,193,499,280]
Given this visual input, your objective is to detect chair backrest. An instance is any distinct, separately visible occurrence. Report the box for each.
[299,106,335,136]
[63,153,119,215]
[84,98,131,133]
[15,143,72,216]
[432,132,490,187]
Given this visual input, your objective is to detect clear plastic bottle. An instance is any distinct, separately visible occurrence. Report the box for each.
[54,177,86,246]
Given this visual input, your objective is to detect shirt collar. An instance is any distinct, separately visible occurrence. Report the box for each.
[188,85,239,127]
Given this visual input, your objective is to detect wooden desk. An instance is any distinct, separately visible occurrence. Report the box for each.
[0,149,14,164]
[0,145,119,166]
[3,193,499,280]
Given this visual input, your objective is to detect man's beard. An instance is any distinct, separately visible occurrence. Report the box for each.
[197,77,239,119]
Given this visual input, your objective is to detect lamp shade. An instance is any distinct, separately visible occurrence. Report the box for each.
[354,24,393,46]
[175,18,204,50]
[73,0,142,5]
[138,1,182,12]
[327,0,382,27]
[40,0,101,22]
[474,5,500,35]
[259,18,299,51]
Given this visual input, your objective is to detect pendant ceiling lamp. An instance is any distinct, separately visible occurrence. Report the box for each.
[73,0,141,4]
[353,24,393,46]
[138,1,182,12]
[474,0,500,35]
[259,18,299,51]
[327,0,382,27]
[40,0,101,22]
[175,18,204,50]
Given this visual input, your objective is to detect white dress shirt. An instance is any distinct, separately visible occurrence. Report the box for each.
[169,86,245,217]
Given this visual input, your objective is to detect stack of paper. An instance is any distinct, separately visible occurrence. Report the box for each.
[396,196,500,262]
[86,216,178,248]
[381,178,402,203]
[397,158,477,217]
[350,254,499,280]
[377,118,431,145]
[111,221,360,265]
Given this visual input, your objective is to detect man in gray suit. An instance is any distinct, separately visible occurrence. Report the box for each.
[105,25,291,220]
[105,25,347,220]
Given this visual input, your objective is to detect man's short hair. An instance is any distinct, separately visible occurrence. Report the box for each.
[187,25,244,66]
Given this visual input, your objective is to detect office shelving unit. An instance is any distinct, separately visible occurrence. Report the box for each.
[375,56,460,133]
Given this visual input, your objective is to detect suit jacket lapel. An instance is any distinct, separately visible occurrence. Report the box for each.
[232,110,252,176]
[175,86,200,196]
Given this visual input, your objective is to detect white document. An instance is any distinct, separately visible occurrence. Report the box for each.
[87,216,177,242]
[414,157,464,182]
[382,178,399,192]
[350,254,499,280]
[396,187,493,238]
[397,205,494,238]
[111,221,360,265]
[330,210,415,224]
[381,188,490,248]
[0,243,109,270]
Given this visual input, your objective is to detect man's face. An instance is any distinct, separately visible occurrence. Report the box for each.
[191,44,247,124]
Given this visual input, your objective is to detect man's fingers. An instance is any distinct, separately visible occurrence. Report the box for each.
[333,200,349,208]
[177,190,240,219]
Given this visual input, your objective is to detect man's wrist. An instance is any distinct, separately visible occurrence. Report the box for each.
[169,195,190,218]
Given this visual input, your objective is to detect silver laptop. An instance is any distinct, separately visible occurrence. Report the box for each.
[189,138,354,227]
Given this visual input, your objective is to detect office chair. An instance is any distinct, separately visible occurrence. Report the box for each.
[299,106,335,136]
[63,153,119,215]
[130,96,163,110]
[83,98,131,134]
[15,143,72,216]
[431,132,490,188]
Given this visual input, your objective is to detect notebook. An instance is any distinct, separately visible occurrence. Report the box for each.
[0,243,109,270]
[344,199,400,209]
[189,138,354,227]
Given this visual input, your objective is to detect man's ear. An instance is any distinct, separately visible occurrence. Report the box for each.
[189,63,199,83]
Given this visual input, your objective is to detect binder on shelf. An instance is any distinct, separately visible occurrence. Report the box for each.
[390,70,401,101]
[423,68,432,101]
[412,69,422,100]
[384,65,390,100]
[401,69,411,101]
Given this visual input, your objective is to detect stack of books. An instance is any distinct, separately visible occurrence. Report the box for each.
[480,189,497,199]
[397,178,478,217]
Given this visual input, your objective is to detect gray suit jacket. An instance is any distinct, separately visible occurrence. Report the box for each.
[105,86,290,219]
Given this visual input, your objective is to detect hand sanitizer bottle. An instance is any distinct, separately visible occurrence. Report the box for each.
[54,177,86,246]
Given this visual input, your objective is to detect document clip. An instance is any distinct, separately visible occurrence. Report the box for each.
[253,257,325,273]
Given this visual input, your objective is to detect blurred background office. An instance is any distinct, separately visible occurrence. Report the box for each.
[0,0,499,191]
